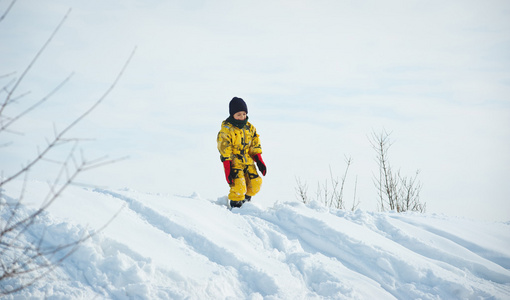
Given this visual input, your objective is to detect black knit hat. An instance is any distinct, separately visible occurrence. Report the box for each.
[229,97,248,116]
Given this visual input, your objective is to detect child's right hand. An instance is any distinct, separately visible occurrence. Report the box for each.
[223,160,234,184]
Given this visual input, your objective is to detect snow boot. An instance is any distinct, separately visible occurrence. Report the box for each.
[230,195,251,208]
[230,200,244,208]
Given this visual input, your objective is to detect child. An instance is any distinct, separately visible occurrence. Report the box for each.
[217,97,267,208]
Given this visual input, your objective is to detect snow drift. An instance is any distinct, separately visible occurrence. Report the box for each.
[1,181,509,299]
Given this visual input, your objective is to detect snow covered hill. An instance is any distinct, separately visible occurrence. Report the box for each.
[2,181,510,299]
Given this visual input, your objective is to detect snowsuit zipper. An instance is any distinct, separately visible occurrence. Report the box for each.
[241,127,247,163]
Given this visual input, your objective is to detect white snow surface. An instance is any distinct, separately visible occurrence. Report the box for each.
[1,181,510,299]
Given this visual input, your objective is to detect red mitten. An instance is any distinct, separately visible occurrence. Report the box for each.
[223,160,234,184]
[253,154,267,176]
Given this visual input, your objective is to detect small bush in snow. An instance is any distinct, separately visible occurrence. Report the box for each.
[370,130,425,213]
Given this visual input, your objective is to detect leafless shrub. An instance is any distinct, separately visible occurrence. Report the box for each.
[295,156,359,210]
[296,131,424,214]
[295,177,309,204]
[370,130,425,213]
[0,4,134,295]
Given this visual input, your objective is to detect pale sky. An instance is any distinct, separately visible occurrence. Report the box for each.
[1,0,509,221]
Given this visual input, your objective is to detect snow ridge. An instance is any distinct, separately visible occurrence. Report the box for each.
[2,183,510,299]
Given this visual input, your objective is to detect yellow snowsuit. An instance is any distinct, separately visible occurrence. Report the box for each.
[217,119,263,201]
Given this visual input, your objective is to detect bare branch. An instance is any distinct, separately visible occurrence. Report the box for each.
[1,8,71,116]
[0,0,16,24]
[0,47,136,187]
[351,175,360,211]
[0,6,135,292]
[295,177,308,204]
[1,74,73,132]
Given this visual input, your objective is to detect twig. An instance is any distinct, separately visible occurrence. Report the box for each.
[1,8,71,116]
[0,0,16,24]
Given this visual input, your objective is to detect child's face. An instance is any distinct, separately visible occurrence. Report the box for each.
[233,111,247,121]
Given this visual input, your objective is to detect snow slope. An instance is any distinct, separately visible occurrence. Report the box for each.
[1,181,510,299]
